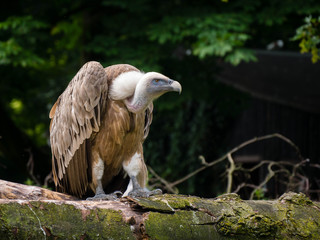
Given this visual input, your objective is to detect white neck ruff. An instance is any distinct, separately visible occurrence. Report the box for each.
[109,71,144,100]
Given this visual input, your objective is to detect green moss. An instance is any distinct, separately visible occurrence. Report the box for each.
[214,193,243,202]
[1,194,320,239]
[145,210,226,240]
[0,201,134,239]
[132,194,206,212]
[143,194,277,239]
[129,195,176,212]
[274,196,320,239]
[278,192,313,206]
[137,193,320,239]
[157,194,202,209]
[217,214,276,239]
[213,199,277,239]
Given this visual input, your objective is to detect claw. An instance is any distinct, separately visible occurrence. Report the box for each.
[128,188,162,198]
[86,191,123,201]
[151,188,162,195]
[113,191,123,198]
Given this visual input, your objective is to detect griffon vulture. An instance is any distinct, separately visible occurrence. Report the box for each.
[49,61,181,199]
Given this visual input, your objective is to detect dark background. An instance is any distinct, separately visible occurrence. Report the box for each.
[1,0,320,200]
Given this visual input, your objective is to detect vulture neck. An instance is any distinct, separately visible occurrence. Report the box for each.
[110,71,151,114]
[125,78,152,114]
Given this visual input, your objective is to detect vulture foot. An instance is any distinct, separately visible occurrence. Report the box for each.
[87,191,123,201]
[128,188,162,198]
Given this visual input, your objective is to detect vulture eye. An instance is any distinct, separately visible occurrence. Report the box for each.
[152,79,166,85]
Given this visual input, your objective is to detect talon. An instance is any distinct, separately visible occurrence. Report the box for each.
[128,188,162,198]
[86,191,122,201]
[150,188,162,195]
[114,191,123,197]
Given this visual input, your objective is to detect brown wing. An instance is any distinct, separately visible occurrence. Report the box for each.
[50,61,108,197]
[50,62,140,197]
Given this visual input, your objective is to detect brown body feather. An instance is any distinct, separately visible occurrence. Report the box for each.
[50,62,151,198]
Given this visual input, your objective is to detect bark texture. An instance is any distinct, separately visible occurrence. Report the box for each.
[0,180,320,239]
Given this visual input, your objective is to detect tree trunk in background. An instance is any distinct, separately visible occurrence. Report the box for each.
[0,180,319,239]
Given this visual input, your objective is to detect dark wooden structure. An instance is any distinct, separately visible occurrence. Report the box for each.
[217,50,320,197]
[218,50,320,162]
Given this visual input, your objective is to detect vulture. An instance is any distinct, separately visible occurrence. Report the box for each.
[49,61,181,199]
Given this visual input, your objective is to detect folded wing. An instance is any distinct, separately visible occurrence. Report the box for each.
[49,61,107,197]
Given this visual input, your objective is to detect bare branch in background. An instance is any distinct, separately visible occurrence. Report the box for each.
[148,133,318,199]
[226,153,235,194]
[148,166,178,194]
[26,148,41,186]
[44,172,53,187]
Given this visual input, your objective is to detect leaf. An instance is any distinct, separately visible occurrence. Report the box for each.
[225,48,257,66]
[0,16,48,67]
[292,15,320,63]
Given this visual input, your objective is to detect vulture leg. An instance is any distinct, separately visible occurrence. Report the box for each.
[87,157,123,200]
[86,191,122,200]
[86,182,122,200]
[123,152,162,198]
[128,176,162,198]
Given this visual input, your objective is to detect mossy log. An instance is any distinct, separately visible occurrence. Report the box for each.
[0,180,320,239]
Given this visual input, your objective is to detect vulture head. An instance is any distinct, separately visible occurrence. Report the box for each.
[110,71,182,113]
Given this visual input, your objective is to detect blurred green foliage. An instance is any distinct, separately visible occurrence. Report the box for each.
[0,0,319,196]
[148,13,255,64]
[292,16,320,63]
[0,16,47,67]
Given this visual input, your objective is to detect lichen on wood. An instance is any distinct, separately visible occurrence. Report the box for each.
[126,193,320,239]
[0,200,135,239]
[0,180,320,239]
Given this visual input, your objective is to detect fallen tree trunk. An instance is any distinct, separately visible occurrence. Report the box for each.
[0,180,319,239]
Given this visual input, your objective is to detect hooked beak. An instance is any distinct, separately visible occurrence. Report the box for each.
[169,79,182,94]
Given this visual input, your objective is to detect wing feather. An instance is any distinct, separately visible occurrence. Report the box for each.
[50,62,141,198]
[50,61,107,196]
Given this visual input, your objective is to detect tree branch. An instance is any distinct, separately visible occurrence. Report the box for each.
[148,133,306,196]
[1,182,320,239]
